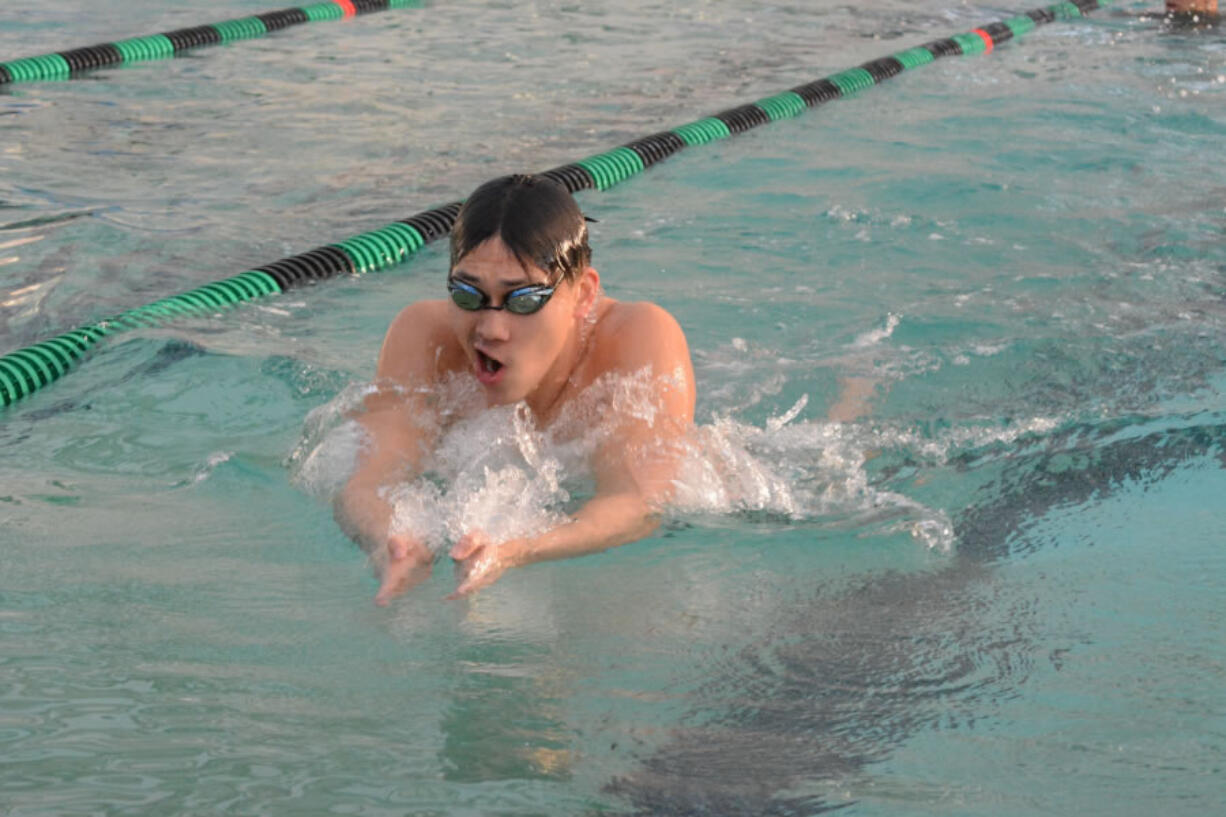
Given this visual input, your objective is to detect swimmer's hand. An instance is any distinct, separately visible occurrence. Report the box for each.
[447,530,519,599]
[374,534,433,606]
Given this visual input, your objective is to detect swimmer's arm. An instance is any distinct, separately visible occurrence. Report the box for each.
[334,302,448,601]
[332,392,429,553]
[827,376,879,423]
[451,303,695,596]
[335,397,440,605]
[513,460,671,563]
[448,428,683,597]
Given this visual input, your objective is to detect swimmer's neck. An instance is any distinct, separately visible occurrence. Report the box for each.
[519,297,611,424]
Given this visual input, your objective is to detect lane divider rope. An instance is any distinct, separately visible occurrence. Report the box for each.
[0,0,421,85]
[0,0,1111,408]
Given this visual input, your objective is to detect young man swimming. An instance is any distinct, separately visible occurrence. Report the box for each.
[1165,0,1217,15]
[333,174,696,604]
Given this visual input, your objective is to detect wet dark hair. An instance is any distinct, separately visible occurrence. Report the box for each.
[449,174,592,282]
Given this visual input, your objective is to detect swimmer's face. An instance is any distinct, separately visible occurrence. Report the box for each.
[448,237,598,407]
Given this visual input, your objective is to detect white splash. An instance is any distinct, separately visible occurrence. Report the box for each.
[190,451,235,485]
[287,381,377,501]
[851,313,901,348]
[289,366,1067,558]
[392,402,573,552]
[766,394,809,433]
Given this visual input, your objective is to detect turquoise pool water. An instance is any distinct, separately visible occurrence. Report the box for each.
[2,2,1225,814]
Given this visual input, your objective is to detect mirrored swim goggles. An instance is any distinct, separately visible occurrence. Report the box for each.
[446,276,557,315]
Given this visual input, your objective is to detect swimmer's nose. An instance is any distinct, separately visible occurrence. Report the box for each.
[473,308,511,343]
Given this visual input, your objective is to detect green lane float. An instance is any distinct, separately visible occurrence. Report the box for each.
[0,0,1112,408]
[0,1,423,85]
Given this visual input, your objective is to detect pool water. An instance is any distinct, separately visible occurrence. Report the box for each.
[2,1,1225,814]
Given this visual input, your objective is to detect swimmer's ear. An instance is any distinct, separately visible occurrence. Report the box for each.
[572,266,600,320]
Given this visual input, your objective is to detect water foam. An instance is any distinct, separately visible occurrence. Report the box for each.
[388,401,573,552]
[667,404,957,550]
[851,313,901,348]
[288,381,373,502]
[289,370,1070,557]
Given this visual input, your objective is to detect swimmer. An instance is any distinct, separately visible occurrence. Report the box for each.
[1160,0,1220,23]
[333,174,696,604]
[1165,0,1217,15]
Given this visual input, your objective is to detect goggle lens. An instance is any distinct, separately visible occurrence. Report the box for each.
[505,291,551,314]
[447,279,555,315]
[448,283,485,311]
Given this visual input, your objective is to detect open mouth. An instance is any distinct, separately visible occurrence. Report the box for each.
[475,349,505,380]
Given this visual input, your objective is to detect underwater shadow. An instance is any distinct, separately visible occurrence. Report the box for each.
[603,418,1226,815]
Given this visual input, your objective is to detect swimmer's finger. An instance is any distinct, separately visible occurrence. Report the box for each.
[446,568,488,600]
[447,547,513,600]
[449,545,481,587]
[388,534,428,565]
[374,561,409,606]
[373,550,432,606]
[449,531,487,561]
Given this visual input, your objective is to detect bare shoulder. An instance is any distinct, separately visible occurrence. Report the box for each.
[376,299,460,383]
[595,300,690,369]
[591,300,695,419]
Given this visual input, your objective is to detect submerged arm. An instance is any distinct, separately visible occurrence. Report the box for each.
[332,387,431,551]
[827,376,879,423]
[333,383,439,604]
[333,301,449,604]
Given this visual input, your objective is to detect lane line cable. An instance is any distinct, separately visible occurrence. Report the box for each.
[0,1,422,86]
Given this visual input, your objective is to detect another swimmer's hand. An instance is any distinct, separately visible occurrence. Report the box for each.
[374,534,433,606]
[447,530,521,599]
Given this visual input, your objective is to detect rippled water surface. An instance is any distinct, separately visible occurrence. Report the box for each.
[2,2,1225,815]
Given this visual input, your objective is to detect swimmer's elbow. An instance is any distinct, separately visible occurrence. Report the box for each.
[331,488,365,547]
[332,472,389,553]
[828,376,879,423]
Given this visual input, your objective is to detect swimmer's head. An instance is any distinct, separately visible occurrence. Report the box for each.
[446,175,602,410]
[450,174,592,283]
